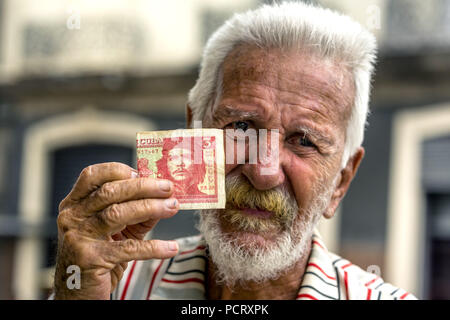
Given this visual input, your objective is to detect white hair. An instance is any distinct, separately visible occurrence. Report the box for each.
[188,1,377,167]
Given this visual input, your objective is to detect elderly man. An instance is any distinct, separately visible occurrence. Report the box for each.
[53,2,416,300]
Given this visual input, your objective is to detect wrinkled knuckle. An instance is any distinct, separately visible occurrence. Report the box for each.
[147,240,158,254]
[136,177,147,191]
[63,230,79,246]
[80,165,94,181]
[123,239,140,254]
[57,212,70,232]
[108,162,125,175]
[98,182,117,200]
[102,204,122,227]
[58,200,67,213]
[57,207,81,233]
[142,200,155,213]
[58,197,69,212]
[101,182,116,196]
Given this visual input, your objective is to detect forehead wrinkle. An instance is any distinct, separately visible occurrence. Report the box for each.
[221,44,354,132]
[239,78,343,131]
[224,58,351,127]
[275,67,352,123]
[282,98,330,124]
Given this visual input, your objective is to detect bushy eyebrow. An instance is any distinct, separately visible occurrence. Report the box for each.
[295,124,335,147]
[213,104,261,120]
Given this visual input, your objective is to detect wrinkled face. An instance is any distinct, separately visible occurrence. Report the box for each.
[198,45,355,284]
[167,148,193,181]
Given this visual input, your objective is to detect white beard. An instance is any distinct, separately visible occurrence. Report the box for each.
[196,176,335,287]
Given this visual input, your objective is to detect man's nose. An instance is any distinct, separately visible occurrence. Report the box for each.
[240,131,285,191]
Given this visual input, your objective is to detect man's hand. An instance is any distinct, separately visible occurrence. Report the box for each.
[53,162,180,300]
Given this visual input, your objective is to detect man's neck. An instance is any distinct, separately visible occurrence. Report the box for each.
[205,241,312,300]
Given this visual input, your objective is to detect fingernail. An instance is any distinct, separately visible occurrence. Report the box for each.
[167,241,178,252]
[158,180,171,191]
[131,170,138,179]
[165,198,178,209]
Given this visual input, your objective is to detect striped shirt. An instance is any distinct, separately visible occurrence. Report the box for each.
[112,231,417,300]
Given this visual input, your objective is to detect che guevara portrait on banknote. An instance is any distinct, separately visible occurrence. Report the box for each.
[136,129,225,210]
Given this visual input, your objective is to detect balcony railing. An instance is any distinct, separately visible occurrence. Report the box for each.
[383,0,450,54]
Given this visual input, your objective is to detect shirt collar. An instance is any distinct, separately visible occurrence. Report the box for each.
[296,231,340,300]
[158,230,339,300]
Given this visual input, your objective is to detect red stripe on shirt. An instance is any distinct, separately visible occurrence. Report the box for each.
[312,240,326,251]
[365,276,379,287]
[297,293,318,300]
[366,288,372,300]
[146,259,165,300]
[179,245,206,256]
[344,271,349,300]
[120,260,137,300]
[161,277,204,284]
[307,263,336,280]
[341,263,353,269]
[400,292,409,300]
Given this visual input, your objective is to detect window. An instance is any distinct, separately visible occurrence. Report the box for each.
[423,136,450,299]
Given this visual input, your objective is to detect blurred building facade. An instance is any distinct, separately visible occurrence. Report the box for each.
[0,0,449,299]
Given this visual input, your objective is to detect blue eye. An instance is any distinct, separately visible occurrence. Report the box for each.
[233,121,250,132]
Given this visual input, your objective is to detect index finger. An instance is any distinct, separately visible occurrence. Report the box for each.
[68,162,135,201]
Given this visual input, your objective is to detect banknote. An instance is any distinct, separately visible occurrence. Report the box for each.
[136,129,225,210]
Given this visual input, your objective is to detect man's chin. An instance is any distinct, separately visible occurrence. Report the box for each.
[198,210,309,286]
[219,220,285,251]
[223,230,276,250]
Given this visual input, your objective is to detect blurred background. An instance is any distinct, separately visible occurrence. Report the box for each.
[0,0,449,300]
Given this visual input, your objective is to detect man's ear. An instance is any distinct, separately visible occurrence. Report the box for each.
[323,147,365,219]
[186,104,193,129]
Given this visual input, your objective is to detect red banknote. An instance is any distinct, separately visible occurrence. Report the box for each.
[136,129,225,210]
